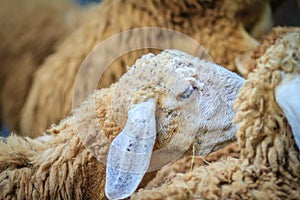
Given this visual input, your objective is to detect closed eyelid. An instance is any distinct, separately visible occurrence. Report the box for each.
[163,78,203,104]
[178,85,194,99]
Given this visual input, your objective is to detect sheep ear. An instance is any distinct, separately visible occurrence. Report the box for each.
[105,100,156,199]
[275,75,300,150]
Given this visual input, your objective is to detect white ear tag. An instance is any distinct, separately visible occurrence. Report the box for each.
[105,100,156,199]
[275,75,300,150]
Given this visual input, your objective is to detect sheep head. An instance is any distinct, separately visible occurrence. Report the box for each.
[105,49,244,199]
[275,32,300,151]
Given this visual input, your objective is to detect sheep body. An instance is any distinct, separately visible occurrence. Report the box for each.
[131,30,300,200]
[19,0,266,137]
[145,142,240,189]
[1,87,123,199]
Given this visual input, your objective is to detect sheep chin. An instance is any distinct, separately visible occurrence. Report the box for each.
[194,124,238,156]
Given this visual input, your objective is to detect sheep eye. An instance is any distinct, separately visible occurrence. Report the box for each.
[179,85,195,99]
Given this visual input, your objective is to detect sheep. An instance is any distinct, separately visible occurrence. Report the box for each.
[19,0,269,137]
[131,30,300,200]
[0,0,84,135]
[0,49,245,199]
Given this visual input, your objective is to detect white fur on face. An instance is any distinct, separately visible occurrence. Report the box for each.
[158,57,244,156]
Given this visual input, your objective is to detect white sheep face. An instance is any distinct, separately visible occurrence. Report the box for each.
[156,57,244,156]
[106,50,244,199]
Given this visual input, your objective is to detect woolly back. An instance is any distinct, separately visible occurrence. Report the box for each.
[234,31,300,177]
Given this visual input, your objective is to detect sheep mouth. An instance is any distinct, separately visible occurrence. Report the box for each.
[193,124,237,156]
[210,137,236,152]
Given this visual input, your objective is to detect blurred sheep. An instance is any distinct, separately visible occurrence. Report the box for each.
[0,0,84,134]
[19,0,269,137]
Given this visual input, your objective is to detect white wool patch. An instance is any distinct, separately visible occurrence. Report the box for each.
[276,74,300,150]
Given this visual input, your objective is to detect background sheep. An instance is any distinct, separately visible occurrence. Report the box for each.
[18,0,268,137]
[0,49,244,199]
[0,0,84,135]
[131,30,300,200]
